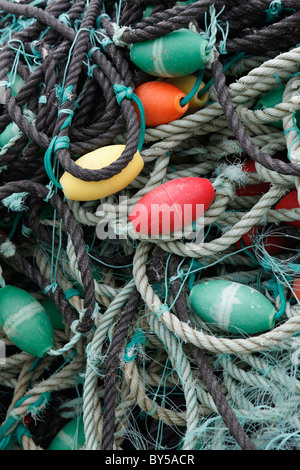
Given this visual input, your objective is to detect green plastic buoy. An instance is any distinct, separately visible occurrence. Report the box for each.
[0,285,55,357]
[130,28,209,78]
[48,417,85,450]
[142,5,153,18]
[0,122,20,148]
[41,297,65,331]
[255,85,300,129]
[190,280,277,335]
[0,72,25,105]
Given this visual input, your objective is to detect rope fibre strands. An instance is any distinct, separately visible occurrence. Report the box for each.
[1,0,300,452]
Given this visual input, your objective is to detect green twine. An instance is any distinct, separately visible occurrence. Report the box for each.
[152,357,173,450]
[15,423,32,447]
[87,251,133,269]
[115,0,123,26]
[218,19,229,55]
[7,39,37,73]
[38,95,47,104]
[7,212,22,240]
[154,304,170,318]
[44,86,75,193]
[55,84,74,105]
[100,35,114,51]
[275,282,286,320]
[284,113,300,161]
[0,392,50,450]
[48,329,82,356]
[43,208,64,295]
[113,84,146,152]
[96,13,110,29]
[264,0,283,24]
[203,5,218,56]
[203,5,229,57]
[83,52,99,78]
[58,13,72,27]
[180,67,206,106]
[2,192,29,213]
[260,254,300,276]
[124,329,147,363]
[238,238,261,265]
[44,136,70,189]
[264,277,286,320]
[65,288,83,301]
[146,401,158,417]
[198,52,246,97]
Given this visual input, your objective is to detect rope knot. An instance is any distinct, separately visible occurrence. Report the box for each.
[265,0,283,23]
[154,303,170,318]
[0,240,16,258]
[212,176,236,199]
[2,192,29,212]
[113,84,134,105]
[111,23,130,47]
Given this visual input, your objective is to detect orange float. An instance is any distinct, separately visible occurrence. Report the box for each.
[133,81,189,127]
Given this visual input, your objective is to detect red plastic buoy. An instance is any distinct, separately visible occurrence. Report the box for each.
[292,278,300,302]
[242,160,256,172]
[275,190,300,228]
[133,81,189,127]
[236,160,271,197]
[237,225,294,255]
[129,177,215,236]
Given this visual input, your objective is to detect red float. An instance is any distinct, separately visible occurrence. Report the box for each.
[292,278,300,302]
[236,160,271,197]
[237,224,294,255]
[129,177,215,236]
[275,190,300,228]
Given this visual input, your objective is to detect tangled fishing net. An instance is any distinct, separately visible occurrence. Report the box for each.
[1,0,300,451]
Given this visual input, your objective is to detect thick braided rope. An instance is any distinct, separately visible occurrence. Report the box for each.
[133,242,300,355]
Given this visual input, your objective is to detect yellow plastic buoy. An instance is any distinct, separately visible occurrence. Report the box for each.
[60,145,144,201]
[166,75,209,114]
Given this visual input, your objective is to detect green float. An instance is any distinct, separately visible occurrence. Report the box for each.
[41,297,65,331]
[142,5,154,18]
[0,72,25,105]
[255,85,300,129]
[0,122,20,148]
[130,28,209,77]
[48,417,85,450]
[190,280,277,335]
[0,285,55,357]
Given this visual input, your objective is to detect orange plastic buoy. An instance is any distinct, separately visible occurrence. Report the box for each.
[165,75,209,114]
[292,278,300,302]
[133,81,189,127]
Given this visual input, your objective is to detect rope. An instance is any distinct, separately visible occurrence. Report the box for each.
[0,0,299,452]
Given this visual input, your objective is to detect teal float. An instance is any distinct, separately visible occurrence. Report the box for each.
[48,417,85,450]
[0,122,20,147]
[255,85,300,129]
[190,280,277,335]
[41,297,65,330]
[130,28,209,77]
[0,286,55,357]
[0,72,25,104]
